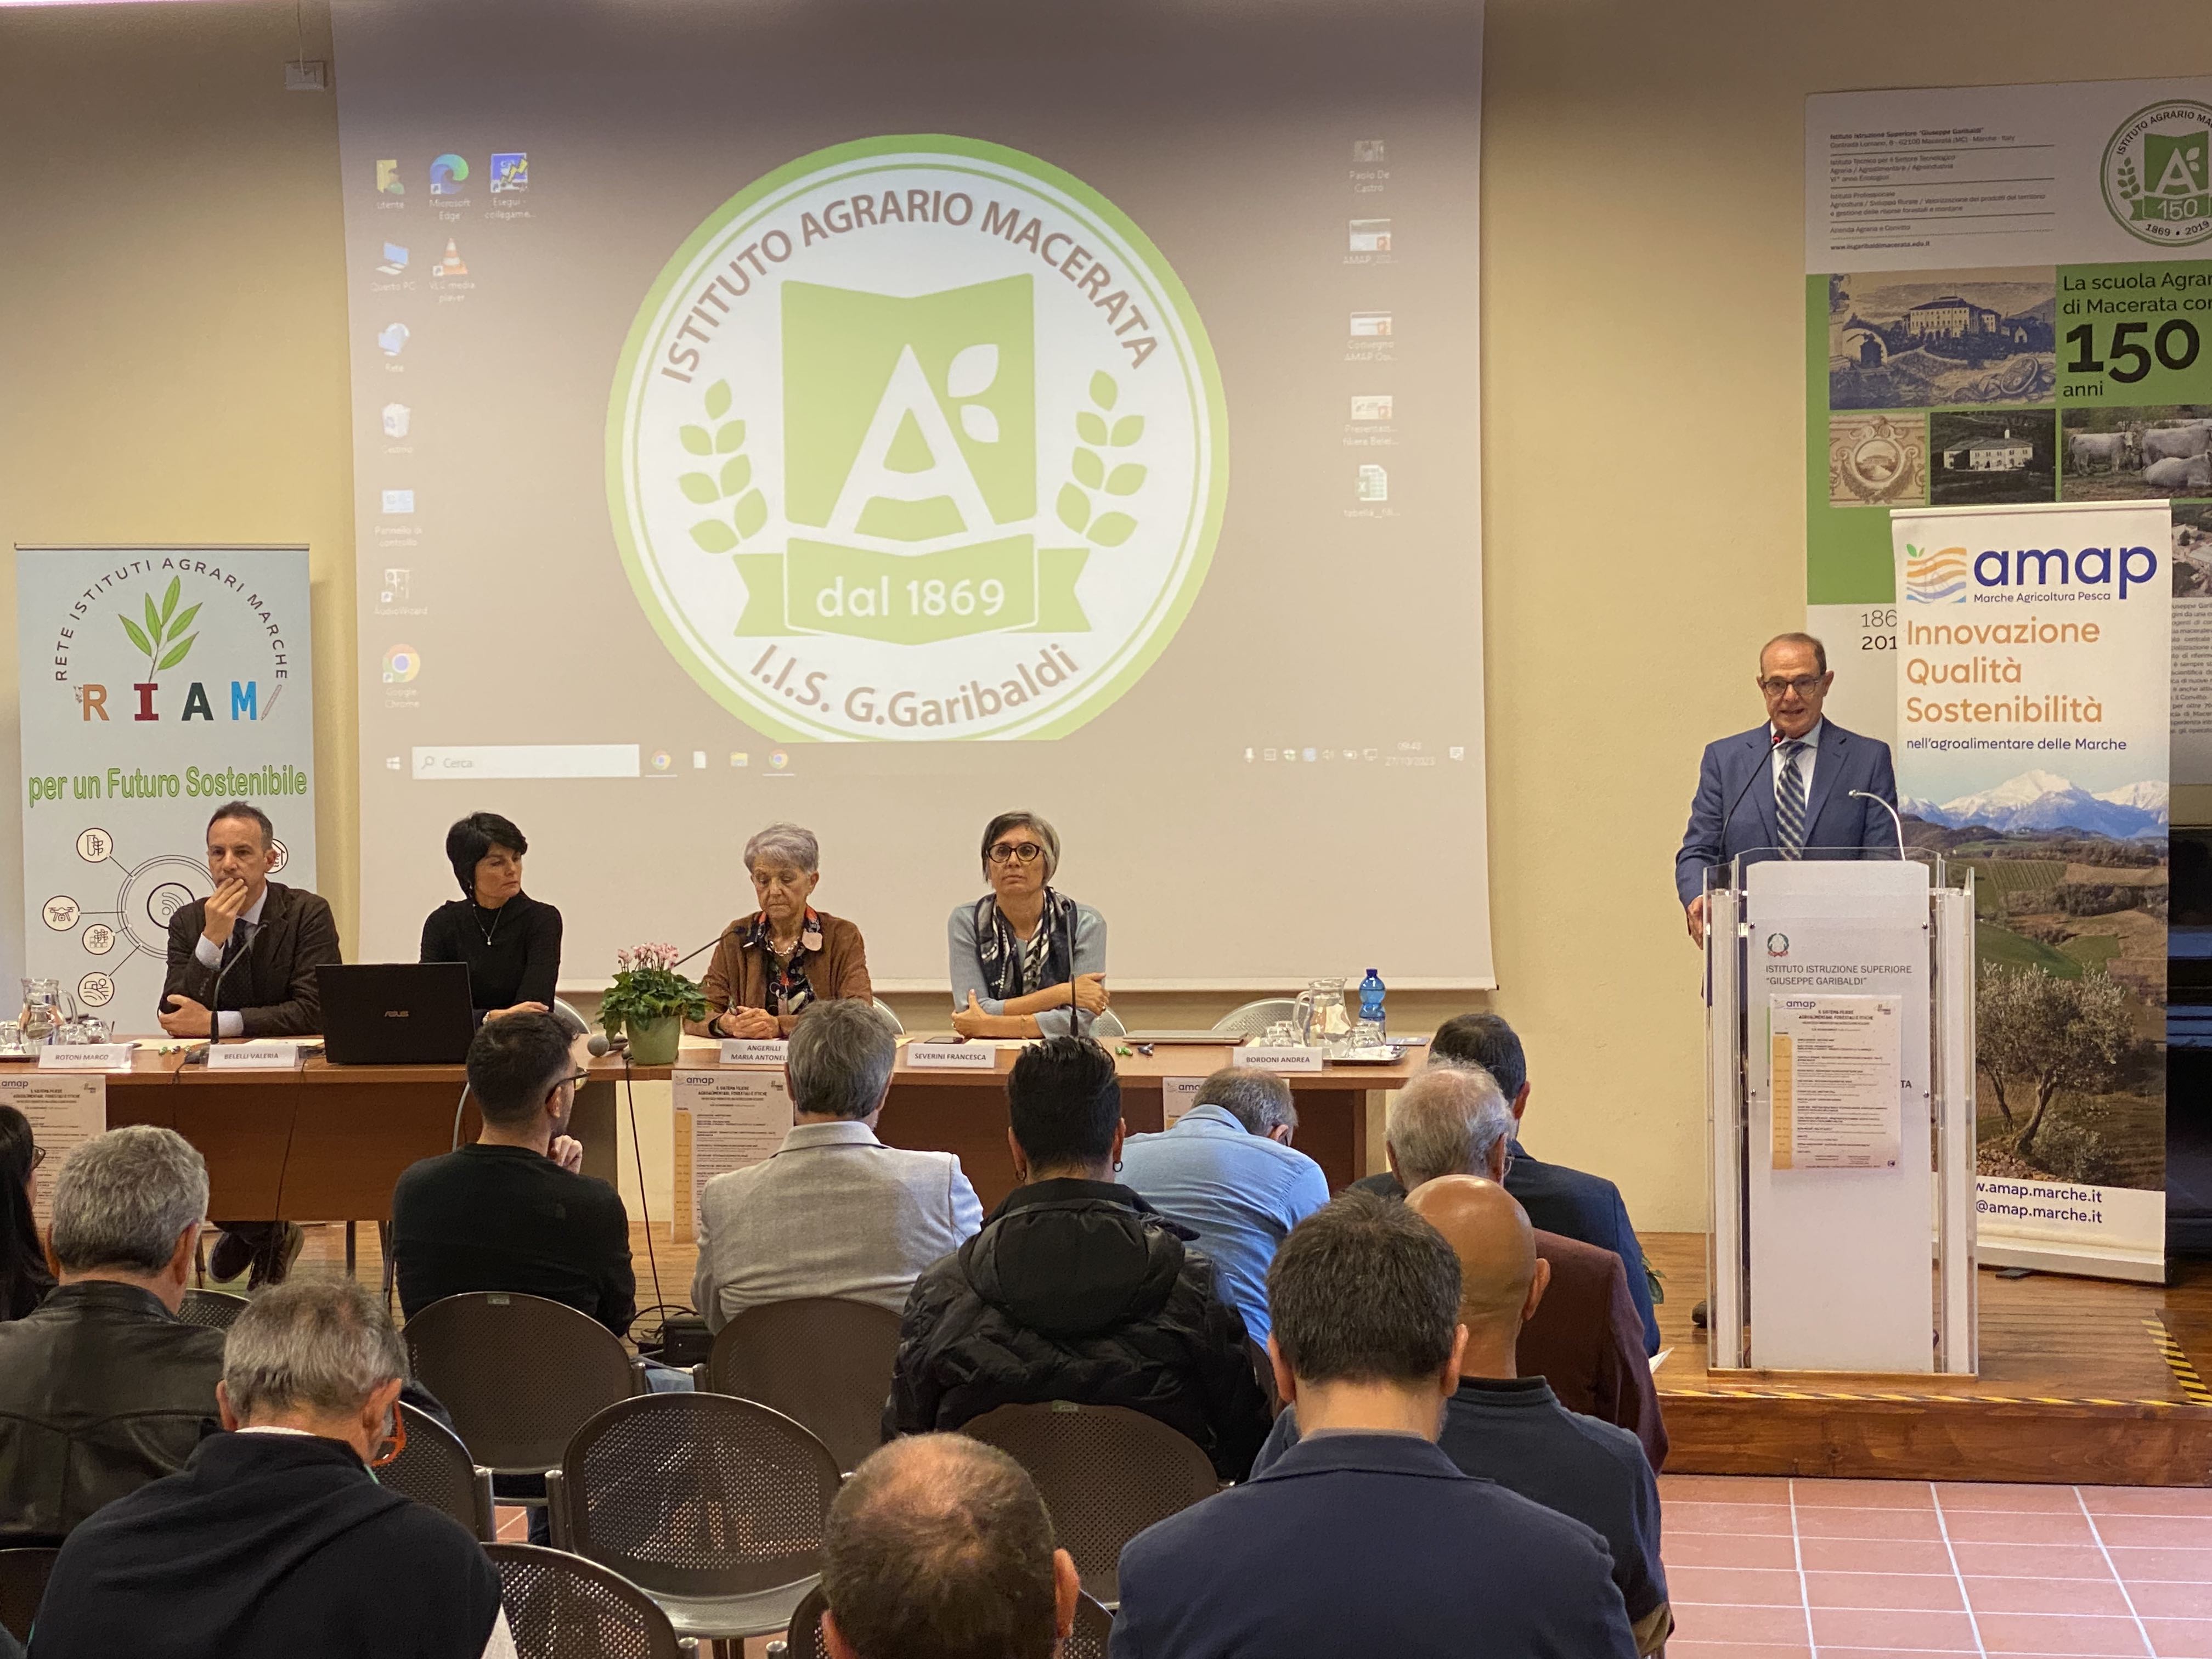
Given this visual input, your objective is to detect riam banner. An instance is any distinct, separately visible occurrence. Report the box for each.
[15,548,316,1034]
[1891,502,2168,1280]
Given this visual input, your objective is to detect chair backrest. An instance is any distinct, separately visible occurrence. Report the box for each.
[777,1581,1110,1658]
[870,998,904,1034]
[960,1403,1220,1603]
[1212,998,1298,1038]
[1087,1008,1127,1039]
[561,1393,842,1601]
[402,1292,642,1474]
[380,1401,497,1541]
[177,1287,250,1330]
[487,1542,690,1659]
[707,1299,904,1474]
[0,1548,59,1644]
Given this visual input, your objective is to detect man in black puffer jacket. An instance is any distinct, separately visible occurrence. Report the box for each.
[890,1036,1274,1480]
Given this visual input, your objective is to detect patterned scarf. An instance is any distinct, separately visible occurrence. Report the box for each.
[974,889,1077,1002]
[743,907,825,1017]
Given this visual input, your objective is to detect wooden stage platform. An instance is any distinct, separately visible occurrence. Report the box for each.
[1649,1232,2212,1485]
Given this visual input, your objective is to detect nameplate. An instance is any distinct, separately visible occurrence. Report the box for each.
[906,1041,996,1070]
[39,1045,134,1072]
[718,1039,788,1068]
[206,1042,302,1071]
[1233,1045,1324,1073]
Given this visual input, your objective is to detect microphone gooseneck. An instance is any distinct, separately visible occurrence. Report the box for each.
[1719,729,1788,860]
[1850,789,1909,860]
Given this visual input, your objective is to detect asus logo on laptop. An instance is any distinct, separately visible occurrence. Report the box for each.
[383,1009,411,1019]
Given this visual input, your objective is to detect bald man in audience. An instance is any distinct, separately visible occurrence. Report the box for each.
[818,1435,1080,1659]
[1251,1175,1671,1655]
[1374,1067,1667,1467]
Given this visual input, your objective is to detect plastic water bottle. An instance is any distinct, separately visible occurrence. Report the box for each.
[1358,967,1387,1034]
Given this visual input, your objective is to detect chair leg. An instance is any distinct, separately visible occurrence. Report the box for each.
[379,1221,396,1312]
[346,1221,357,1278]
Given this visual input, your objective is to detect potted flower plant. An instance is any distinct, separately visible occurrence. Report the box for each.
[599,943,707,1066]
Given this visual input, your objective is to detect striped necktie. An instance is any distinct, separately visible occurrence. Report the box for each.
[1775,740,1809,858]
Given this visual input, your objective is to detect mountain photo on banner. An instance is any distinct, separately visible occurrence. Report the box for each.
[1903,782,2168,1190]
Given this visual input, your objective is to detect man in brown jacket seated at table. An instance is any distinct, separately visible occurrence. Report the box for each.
[1371,1066,1667,1468]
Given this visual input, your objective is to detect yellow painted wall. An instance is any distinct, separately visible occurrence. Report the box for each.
[3,1,2209,1229]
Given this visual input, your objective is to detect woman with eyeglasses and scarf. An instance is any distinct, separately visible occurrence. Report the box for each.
[949,811,1108,1039]
[0,1106,55,1321]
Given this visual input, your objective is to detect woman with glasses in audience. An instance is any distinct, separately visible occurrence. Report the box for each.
[421,811,564,1023]
[689,823,875,1040]
[0,1107,54,1321]
[950,810,1108,1037]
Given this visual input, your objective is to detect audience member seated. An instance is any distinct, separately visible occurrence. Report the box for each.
[30,1279,511,1659]
[1355,1013,1660,1353]
[890,1035,1272,1480]
[0,1126,224,1545]
[1118,1068,1329,1342]
[1112,1192,1637,1658]
[819,1435,1080,1659]
[392,1008,635,1334]
[1256,1175,1671,1655]
[1373,1068,1667,1468]
[0,1105,54,1321]
[693,999,982,1331]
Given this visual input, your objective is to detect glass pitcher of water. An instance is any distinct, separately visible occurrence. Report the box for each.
[20,979,70,1045]
[1294,978,1353,1052]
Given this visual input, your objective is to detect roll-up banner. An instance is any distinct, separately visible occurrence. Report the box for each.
[1892,503,2168,1280]
[14,548,317,1034]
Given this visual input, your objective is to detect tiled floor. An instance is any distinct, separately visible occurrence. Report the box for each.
[1664,1475,2212,1658]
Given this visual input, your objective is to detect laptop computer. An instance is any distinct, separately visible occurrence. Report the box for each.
[318,962,476,1065]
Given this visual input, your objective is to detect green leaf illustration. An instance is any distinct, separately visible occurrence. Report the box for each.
[1090,371,1118,411]
[168,602,202,641]
[691,520,740,554]
[716,420,747,454]
[721,455,752,495]
[159,577,181,627]
[1073,448,1104,488]
[1076,411,1109,445]
[156,634,197,672]
[680,425,713,455]
[1105,464,1146,496]
[1057,484,1092,534]
[1111,415,1144,447]
[733,490,769,539]
[143,594,163,647]
[120,617,153,656]
[680,472,720,504]
[704,380,733,421]
[1089,512,1137,548]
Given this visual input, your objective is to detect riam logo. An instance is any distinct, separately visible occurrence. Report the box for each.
[78,578,268,724]
[2104,101,2212,246]
[608,135,1227,741]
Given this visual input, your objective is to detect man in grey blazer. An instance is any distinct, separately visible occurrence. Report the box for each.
[692,1000,983,1333]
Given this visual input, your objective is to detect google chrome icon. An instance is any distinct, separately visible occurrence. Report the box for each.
[430,154,469,195]
[383,645,421,684]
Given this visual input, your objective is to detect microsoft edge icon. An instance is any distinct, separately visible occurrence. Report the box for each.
[430,154,470,196]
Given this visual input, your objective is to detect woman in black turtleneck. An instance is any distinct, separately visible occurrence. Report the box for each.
[419,811,563,1021]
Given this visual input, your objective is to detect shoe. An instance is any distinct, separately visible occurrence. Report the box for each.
[207,1229,255,1284]
[1691,1299,1709,1330]
[249,1223,306,1289]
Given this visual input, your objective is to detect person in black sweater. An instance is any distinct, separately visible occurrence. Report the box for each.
[0,1107,53,1322]
[419,810,563,1022]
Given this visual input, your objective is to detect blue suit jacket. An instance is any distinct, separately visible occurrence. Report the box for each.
[1111,1432,1637,1659]
[1674,719,1899,906]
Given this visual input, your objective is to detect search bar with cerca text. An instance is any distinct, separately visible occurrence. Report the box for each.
[410,745,640,780]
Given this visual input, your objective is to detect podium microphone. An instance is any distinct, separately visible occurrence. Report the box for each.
[1852,789,1909,860]
[1719,729,1787,850]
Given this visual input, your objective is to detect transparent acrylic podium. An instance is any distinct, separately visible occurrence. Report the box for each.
[1703,848,1978,1374]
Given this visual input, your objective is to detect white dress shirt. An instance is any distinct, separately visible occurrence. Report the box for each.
[1768,718,1823,816]
[191,883,270,1039]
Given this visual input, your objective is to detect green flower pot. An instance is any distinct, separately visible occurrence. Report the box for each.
[623,1014,682,1066]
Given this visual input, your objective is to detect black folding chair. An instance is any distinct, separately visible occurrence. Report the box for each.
[770,1579,1113,1659]
[0,1548,59,1645]
[706,1298,902,1474]
[487,1543,696,1657]
[177,1288,250,1330]
[379,1400,498,1542]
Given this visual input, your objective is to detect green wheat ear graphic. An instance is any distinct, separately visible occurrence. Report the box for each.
[1056,371,1144,549]
[117,577,200,674]
[681,380,768,554]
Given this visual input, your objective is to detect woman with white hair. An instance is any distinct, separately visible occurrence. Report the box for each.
[690,823,874,1040]
[949,810,1108,1037]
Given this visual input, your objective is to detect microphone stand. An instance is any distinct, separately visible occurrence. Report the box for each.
[1850,790,1909,860]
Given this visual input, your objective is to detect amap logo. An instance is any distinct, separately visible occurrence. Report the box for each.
[1903,543,1971,604]
[608,135,1227,740]
[2104,101,2212,247]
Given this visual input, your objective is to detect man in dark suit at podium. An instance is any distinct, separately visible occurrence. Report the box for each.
[1675,633,1900,947]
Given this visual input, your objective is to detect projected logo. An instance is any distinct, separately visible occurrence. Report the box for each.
[1903,543,1971,604]
[608,136,1227,741]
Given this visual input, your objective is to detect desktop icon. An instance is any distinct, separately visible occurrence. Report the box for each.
[1448,746,1465,760]
[382,403,411,438]
[1356,464,1389,503]
[376,160,403,196]
[382,645,420,684]
[650,751,673,772]
[769,751,789,771]
[429,154,469,195]
[376,242,409,276]
[436,238,467,277]
[489,151,529,193]
[377,322,410,357]
[385,755,403,771]
[1352,139,1388,164]
[1348,219,1392,253]
[380,489,415,515]
[1350,311,1393,337]
[1302,747,1318,763]
[1263,748,1278,762]
[730,752,749,768]
[1351,396,1393,422]
[380,567,411,602]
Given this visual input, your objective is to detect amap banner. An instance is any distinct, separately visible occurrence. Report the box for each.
[16,548,316,1032]
[1892,503,2169,1280]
